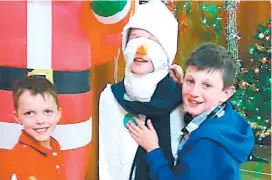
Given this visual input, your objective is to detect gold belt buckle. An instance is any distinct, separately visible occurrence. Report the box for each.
[27,69,54,84]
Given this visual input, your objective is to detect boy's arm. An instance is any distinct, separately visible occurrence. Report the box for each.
[146,139,221,180]
[145,148,176,179]
[127,117,218,180]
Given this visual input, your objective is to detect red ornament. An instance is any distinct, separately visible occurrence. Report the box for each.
[254,68,260,74]
[259,57,267,64]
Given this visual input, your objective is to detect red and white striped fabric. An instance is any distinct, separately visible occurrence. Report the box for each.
[0,1,92,180]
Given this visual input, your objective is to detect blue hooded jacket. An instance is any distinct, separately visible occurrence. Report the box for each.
[146,102,254,180]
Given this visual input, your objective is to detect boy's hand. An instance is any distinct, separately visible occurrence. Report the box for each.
[127,118,159,152]
[169,64,183,84]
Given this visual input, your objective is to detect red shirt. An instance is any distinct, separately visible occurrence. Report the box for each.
[0,130,65,180]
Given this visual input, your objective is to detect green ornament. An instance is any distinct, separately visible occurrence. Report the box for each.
[91,0,127,17]
[248,45,255,54]
[123,113,136,128]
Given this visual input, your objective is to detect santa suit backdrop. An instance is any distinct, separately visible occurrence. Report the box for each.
[0,1,92,180]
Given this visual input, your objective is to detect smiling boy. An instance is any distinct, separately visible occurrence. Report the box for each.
[0,75,65,180]
[127,42,254,180]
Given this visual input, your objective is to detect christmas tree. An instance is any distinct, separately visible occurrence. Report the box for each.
[231,18,271,145]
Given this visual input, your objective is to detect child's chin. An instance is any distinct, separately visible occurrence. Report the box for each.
[186,109,201,117]
[33,129,52,140]
[35,135,51,142]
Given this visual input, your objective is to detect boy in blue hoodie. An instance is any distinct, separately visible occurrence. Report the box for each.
[127,42,254,180]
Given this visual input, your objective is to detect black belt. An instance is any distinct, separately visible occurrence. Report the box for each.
[0,66,91,94]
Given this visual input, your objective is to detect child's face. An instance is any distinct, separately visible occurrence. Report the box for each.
[127,28,158,75]
[15,90,61,145]
[182,66,234,117]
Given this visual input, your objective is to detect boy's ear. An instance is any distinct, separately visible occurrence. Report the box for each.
[57,108,62,123]
[13,111,21,124]
[220,86,235,103]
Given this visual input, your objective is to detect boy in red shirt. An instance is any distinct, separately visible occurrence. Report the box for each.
[0,75,65,180]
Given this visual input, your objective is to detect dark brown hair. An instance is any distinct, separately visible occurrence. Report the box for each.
[186,42,237,89]
[12,75,59,110]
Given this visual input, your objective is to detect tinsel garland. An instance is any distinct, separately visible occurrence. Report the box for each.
[224,0,241,75]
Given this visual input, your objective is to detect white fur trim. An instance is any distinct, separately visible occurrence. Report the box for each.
[27,1,52,69]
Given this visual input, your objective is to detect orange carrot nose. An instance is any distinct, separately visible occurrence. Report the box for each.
[136,44,148,55]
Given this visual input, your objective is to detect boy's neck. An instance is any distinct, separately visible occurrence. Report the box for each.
[39,140,52,150]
